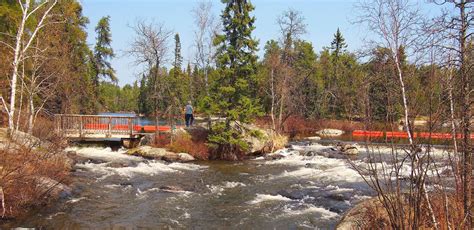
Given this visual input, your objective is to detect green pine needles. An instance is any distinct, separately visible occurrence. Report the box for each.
[208,0,262,158]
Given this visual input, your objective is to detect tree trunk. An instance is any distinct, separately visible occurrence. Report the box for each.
[457,1,472,227]
[270,68,276,131]
[393,54,413,145]
[8,3,28,135]
[27,93,35,134]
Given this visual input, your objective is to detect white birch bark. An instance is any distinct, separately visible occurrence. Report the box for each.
[7,0,57,136]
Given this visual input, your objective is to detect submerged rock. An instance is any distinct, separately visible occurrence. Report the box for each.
[277,189,307,200]
[159,185,187,193]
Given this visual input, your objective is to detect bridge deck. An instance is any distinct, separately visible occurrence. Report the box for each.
[55,114,180,140]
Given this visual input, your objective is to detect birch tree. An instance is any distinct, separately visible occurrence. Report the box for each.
[356,0,440,228]
[3,0,57,136]
[23,40,59,134]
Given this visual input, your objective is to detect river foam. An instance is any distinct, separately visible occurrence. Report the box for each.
[248,194,292,204]
[71,146,207,179]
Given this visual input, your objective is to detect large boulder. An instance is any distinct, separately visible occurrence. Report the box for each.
[337,197,386,230]
[316,129,345,137]
[138,134,155,146]
[177,153,195,162]
[126,146,169,159]
[126,146,195,162]
[241,124,288,155]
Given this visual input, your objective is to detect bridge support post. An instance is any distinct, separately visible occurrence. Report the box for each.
[107,116,112,138]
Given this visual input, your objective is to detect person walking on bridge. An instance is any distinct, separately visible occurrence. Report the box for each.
[184,101,194,127]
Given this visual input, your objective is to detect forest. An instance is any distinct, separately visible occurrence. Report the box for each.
[1,0,465,130]
[0,0,474,228]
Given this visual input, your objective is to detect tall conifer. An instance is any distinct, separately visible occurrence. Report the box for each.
[208,0,261,157]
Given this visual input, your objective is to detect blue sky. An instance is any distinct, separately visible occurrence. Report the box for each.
[80,0,444,86]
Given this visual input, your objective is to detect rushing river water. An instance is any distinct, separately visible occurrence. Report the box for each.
[4,141,452,229]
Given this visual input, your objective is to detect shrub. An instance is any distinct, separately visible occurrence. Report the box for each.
[167,131,209,160]
[0,138,70,219]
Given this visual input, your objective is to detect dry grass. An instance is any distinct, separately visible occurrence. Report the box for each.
[167,130,209,160]
[352,192,465,229]
[0,142,70,219]
[0,118,70,220]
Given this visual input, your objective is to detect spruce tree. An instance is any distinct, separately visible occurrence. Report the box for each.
[330,28,347,59]
[208,0,261,158]
[93,16,116,90]
[173,33,183,73]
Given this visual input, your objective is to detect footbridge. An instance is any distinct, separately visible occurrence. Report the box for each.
[54,114,179,141]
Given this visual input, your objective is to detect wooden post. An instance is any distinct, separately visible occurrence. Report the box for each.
[128,117,133,137]
[107,116,112,138]
[79,115,83,138]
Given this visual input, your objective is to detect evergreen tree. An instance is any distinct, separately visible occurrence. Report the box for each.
[93,15,116,89]
[173,33,183,73]
[208,0,261,158]
[330,28,347,59]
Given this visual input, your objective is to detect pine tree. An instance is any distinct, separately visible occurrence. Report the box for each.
[93,16,116,89]
[208,0,261,158]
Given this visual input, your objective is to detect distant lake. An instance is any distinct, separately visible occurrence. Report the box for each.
[98,112,184,126]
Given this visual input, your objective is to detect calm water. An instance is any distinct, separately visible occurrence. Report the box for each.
[98,112,185,126]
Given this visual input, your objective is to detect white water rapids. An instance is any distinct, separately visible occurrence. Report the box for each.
[5,142,454,229]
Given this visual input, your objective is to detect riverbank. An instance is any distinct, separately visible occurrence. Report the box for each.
[0,128,71,221]
[1,142,374,228]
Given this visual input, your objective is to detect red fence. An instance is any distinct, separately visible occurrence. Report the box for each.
[353,130,474,139]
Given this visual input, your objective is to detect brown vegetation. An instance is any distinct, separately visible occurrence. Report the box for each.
[150,128,210,160]
[255,115,365,138]
[349,192,464,229]
[167,130,209,160]
[0,141,70,219]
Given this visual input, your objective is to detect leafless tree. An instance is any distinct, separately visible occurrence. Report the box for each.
[127,19,172,133]
[2,0,58,136]
[275,9,307,131]
[22,40,59,134]
[192,1,220,129]
[192,1,219,92]
[356,0,421,145]
[428,0,474,226]
[355,0,441,228]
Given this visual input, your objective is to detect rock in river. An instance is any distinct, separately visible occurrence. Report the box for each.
[126,146,169,159]
[126,146,195,162]
[316,129,345,137]
[333,143,359,155]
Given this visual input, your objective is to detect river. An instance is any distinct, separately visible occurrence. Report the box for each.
[3,141,451,229]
